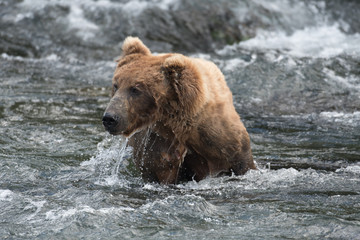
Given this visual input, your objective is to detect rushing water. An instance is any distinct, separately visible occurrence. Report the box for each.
[1,0,360,239]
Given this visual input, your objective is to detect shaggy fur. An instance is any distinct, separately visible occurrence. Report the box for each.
[103,37,256,184]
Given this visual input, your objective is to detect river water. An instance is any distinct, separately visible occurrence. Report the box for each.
[1,0,360,239]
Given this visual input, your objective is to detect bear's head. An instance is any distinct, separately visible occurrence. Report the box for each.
[102,37,206,137]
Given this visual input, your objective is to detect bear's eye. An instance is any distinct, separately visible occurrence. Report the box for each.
[113,84,118,92]
[129,86,141,97]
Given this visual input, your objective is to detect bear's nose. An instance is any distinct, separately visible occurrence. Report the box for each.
[102,112,118,131]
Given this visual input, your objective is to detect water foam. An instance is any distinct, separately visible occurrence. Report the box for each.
[45,205,134,221]
[177,167,351,193]
[335,164,360,174]
[68,5,99,40]
[319,111,360,126]
[115,0,178,15]
[0,189,14,201]
[220,25,360,58]
[24,200,47,221]
[18,0,178,18]
[323,67,360,91]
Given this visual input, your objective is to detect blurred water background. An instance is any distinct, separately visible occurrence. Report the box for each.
[0,0,360,239]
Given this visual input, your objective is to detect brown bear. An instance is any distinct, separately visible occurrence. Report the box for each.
[102,36,256,184]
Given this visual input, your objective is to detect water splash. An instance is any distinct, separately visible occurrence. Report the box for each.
[81,135,132,186]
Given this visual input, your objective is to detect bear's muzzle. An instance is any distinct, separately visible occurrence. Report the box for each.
[102,112,119,133]
[102,96,129,135]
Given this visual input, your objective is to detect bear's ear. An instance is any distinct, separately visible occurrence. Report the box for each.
[122,36,151,56]
[162,55,206,115]
[162,54,187,79]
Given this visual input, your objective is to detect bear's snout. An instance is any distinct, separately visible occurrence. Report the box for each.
[102,112,117,129]
[103,95,130,135]
[102,112,126,135]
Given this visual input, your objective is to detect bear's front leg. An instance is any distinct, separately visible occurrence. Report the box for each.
[129,129,188,184]
[157,141,187,184]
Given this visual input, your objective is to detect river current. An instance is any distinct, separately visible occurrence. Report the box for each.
[1,0,360,239]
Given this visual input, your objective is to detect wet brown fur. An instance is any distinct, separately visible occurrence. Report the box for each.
[105,36,256,184]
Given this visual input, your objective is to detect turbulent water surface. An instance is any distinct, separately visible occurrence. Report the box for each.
[1,0,360,239]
